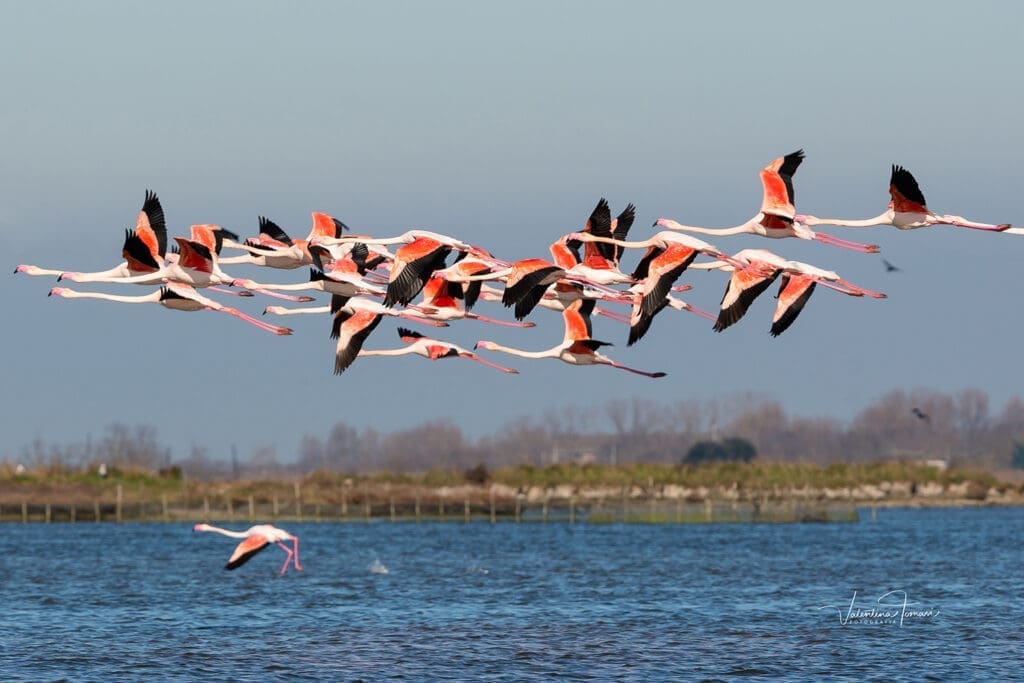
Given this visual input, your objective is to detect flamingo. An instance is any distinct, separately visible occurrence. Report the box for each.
[234,268,386,300]
[796,164,1011,232]
[380,237,464,308]
[475,299,667,378]
[62,230,311,303]
[766,259,885,337]
[431,250,506,310]
[359,327,519,374]
[192,523,302,575]
[413,275,535,327]
[264,296,447,325]
[580,197,636,267]
[694,248,885,334]
[219,213,350,268]
[456,234,631,321]
[17,190,167,279]
[307,230,490,307]
[564,229,739,327]
[655,150,880,253]
[48,284,293,335]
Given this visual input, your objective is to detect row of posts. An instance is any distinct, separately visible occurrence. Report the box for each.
[5,484,595,523]
[10,484,847,524]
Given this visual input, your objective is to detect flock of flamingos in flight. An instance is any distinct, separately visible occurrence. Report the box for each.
[17,150,1020,382]
[16,150,1019,572]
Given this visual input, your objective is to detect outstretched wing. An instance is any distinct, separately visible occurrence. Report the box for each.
[714,263,780,333]
[770,274,817,337]
[889,165,928,213]
[136,190,167,260]
[759,149,804,219]
[225,535,269,570]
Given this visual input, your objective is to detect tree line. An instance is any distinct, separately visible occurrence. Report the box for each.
[12,389,1024,479]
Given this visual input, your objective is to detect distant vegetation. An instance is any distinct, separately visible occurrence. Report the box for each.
[5,388,1024,482]
[0,460,1013,504]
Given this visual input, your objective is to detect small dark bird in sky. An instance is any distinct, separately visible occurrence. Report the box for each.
[912,407,930,423]
[883,259,901,273]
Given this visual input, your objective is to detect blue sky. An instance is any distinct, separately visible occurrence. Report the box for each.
[4,1,1023,463]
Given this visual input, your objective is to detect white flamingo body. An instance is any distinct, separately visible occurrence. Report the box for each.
[797,165,1011,233]
[48,285,292,335]
[193,523,302,575]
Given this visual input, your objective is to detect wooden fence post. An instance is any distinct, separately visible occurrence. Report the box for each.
[364,494,371,521]
[226,496,234,522]
[70,505,76,523]
[415,491,421,522]
[272,495,279,520]
[569,496,575,524]
[515,495,522,523]
[389,496,396,522]
[45,503,51,523]
[439,494,446,521]
[22,501,28,523]
[341,488,348,517]
[542,492,549,523]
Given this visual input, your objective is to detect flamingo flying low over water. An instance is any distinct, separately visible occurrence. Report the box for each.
[796,164,1012,233]
[655,151,880,253]
[193,523,302,575]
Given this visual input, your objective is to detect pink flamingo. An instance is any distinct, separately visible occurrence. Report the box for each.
[359,327,519,374]
[475,299,667,378]
[655,150,880,253]
[48,284,293,336]
[193,523,302,575]
[797,164,1012,232]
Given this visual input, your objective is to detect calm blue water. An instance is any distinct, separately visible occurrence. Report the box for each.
[0,507,1021,681]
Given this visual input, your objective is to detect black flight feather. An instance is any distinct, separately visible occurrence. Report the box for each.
[141,190,167,258]
[258,216,293,245]
[890,165,928,207]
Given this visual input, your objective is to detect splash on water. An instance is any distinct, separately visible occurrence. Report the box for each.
[369,558,390,574]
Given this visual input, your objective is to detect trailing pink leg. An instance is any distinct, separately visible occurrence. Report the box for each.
[276,541,294,575]
[222,308,294,335]
[467,313,535,328]
[601,360,666,378]
[464,353,518,374]
[813,232,880,254]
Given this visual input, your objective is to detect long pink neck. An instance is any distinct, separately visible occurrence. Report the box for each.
[802,213,890,228]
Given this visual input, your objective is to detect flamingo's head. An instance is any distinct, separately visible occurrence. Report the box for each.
[474,340,495,351]
[57,272,76,281]
[193,523,212,533]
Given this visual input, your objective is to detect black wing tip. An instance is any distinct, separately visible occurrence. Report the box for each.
[397,326,424,340]
[889,164,926,205]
